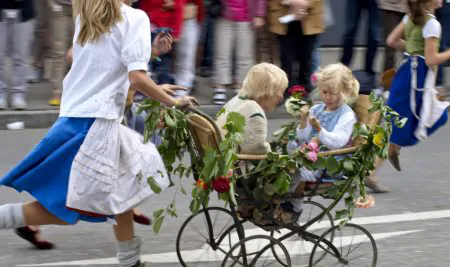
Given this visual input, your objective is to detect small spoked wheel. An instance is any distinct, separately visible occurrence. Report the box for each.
[176,207,238,266]
[221,235,291,267]
[270,200,335,266]
[309,223,377,267]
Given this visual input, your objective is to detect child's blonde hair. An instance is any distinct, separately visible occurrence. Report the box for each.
[72,0,123,46]
[240,63,288,100]
[316,63,360,105]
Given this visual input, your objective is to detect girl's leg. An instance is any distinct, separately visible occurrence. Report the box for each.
[365,157,389,193]
[114,210,144,267]
[0,201,68,230]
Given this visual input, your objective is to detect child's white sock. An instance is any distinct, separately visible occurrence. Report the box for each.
[117,236,142,267]
[0,203,26,229]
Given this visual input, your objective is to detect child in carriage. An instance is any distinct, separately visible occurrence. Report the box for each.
[278,63,360,223]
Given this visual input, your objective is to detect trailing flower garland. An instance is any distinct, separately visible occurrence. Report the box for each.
[138,90,405,233]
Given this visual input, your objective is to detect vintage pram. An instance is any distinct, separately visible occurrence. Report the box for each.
[175,95,380,267]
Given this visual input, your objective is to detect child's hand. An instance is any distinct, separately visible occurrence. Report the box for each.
[309,117,321,132]
[294,7,308,20]
[152,32,173,56]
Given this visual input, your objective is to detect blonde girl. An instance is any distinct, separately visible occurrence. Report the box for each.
[0,1,196,266]
[279,63,359,223]
[386,0,449,171]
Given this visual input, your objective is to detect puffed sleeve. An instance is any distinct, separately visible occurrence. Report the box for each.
[317,110,357,150]
[121,10,152,72]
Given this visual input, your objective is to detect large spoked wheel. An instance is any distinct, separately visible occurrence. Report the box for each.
[309,223,377,267]
[221,235,292,267]
[176,207,238,266]
[270,200,335,266]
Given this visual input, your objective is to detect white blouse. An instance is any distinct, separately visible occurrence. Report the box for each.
[60,4,151,120]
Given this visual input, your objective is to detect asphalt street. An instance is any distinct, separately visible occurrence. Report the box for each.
[1,119,450,267]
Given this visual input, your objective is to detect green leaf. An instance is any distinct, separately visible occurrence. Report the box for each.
[335,209,349,220]
[229,183,237,205]
[216,107,226,119]
[180,186,187,195]
[189,198,201,213]
[326,157,340,175]
[153,208,165,219]
[343,159,354,172]
[226,112,246,133]
[273,173,291,195]
[218,192,230,202]
[397,117,407,128]
[152,215,165,234]
[314,156,328,169]
[147,176,162,194]
[267,152,280,161]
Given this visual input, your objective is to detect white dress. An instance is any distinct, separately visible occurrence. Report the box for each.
[63,4,170,216]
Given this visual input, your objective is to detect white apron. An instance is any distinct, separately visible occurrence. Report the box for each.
[66,119,170,216]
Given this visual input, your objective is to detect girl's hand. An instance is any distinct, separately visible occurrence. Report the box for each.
[309,117,321,132]
[294,7,308,20]
[291,0,309,9]
[152,32,173,56]
[177,96,200,108]
[160,84,186,96]
[253,17,265,29]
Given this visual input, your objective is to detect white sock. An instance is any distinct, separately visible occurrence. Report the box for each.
[117,236,142,267]
[0,203,26,229]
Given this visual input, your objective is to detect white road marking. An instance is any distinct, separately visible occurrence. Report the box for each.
[18,230,420,266]
[18,208,450,266]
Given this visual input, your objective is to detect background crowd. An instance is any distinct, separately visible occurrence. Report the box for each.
[0,0,449,108]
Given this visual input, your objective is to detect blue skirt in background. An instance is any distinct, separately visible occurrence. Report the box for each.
[0,117,107,224]
[387,56,448,147]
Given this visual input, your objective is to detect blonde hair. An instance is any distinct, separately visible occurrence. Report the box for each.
[72,0,123,46]
[316,63,360,105]
[240,63,288,100]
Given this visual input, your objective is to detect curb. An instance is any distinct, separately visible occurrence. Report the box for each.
[0,105,291,130]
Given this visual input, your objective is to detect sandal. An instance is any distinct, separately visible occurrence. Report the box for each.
[15,226,54,250]
[133,213,152,226]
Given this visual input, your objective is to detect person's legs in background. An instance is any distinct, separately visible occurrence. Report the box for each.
[365,0,381,74]
[200,15,214,77]
[28,0,51,83]
[340,0,362,68]
[47,2,73,107]
[235,21,255,92]
[311,38,321,74]
[175,19,201,97]
[0,17,8,109]
[380,10,404,71]
[294,23,317,93]
[436,2,450,92]
[10,19,35,110]
[277,22,298,96]
[213,18,234,105]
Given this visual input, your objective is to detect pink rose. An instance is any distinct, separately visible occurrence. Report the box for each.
[308,142,319,153]
[310,73,318,87]
[307,151,318,162]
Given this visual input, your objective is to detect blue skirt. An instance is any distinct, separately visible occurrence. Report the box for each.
[0,117,107,224]
[387,56,448,147]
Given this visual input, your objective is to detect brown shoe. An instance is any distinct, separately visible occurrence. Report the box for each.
[388,143,401,171]
[15,227,55,250]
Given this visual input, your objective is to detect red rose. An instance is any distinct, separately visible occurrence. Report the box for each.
[288,85,307,97]
[212,176,230,193]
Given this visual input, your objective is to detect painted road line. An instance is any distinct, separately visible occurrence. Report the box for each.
[18,230,421,266]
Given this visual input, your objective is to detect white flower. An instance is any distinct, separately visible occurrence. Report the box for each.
[285,97,306,117]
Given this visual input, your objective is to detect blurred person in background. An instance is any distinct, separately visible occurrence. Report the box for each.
[199,0,218,78]
[436,1,450,93]
[28,0,52,83]
[138,0,184,86]
[212,0,266,105]
[174,0,204,97]
[379,0,408,72]
[310,0,333,73]
[0,0,35,110]
[47,0,74,107]
[340,0,380,75]
[267,0,324,97]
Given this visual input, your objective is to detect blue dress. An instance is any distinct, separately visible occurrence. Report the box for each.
[0,118,107,224]
[388,56,448,147]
